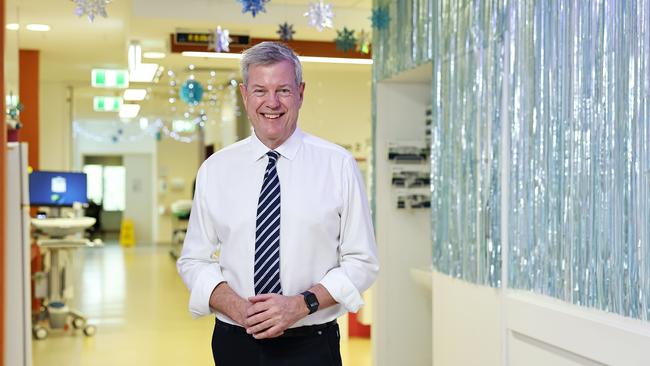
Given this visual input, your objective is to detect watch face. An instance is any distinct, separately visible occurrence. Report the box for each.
[303,291,319,313]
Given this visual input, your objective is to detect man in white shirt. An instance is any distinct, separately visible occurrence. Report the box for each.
[177,41,379,366]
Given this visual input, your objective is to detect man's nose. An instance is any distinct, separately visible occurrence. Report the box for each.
[264,92,280,108]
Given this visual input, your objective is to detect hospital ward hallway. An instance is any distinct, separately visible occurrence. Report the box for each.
[30,243,372,366]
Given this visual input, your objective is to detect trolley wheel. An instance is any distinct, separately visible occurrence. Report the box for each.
[72,317,86,329]
[33,326,48,340]
[83,325,96,337]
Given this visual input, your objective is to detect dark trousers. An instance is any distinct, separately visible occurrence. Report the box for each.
[211,319,342,366]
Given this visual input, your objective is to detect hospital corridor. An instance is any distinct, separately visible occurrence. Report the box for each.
[30,242,371,366]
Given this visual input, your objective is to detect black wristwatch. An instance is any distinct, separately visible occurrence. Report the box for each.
[301,291,319,314]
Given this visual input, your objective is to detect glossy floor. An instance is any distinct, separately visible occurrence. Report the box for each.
[31,243,372,366]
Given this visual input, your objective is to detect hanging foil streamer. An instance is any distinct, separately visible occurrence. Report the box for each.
[374,0,650,321]
[508,0,650,321]
[428,0,506,287]
[372,0,433,81]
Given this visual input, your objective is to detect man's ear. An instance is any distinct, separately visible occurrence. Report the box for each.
[298,82,305,104]
[239,83,247,104]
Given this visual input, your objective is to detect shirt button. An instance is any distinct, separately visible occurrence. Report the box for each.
[317,330,323,335]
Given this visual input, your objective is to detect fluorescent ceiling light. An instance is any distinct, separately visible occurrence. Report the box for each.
[143,52,166,59]
[182,51,373,65]
[129,63,159,83]
[128,43,142,73]
[6,23,19,30]
[119,104,140,119]
[26,24,50,32]
[123,89,147,101]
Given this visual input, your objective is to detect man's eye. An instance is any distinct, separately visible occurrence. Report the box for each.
[253,90,265,96]
[278,89,291,95]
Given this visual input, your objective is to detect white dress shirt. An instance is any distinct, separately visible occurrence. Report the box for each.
[177,127,379,327]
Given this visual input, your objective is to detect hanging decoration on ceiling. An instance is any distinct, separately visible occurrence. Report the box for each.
[304,1,334,32]
[334,27,356,53]
[238,0,270,17]
[210,26,231,52]
[179,79,205,106]
[370,5,390,30]
[277,22,296,41]
[72,0,111,22]
[355,29,371,54]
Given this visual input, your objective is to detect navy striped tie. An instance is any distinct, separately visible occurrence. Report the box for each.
[254,151,282,295]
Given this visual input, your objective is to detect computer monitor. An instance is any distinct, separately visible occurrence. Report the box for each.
[29,170,88,207]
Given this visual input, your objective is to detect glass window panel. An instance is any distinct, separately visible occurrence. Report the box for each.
[83,164,103,205]
[102,166,125,211]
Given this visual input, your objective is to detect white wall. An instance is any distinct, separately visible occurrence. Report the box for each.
[124,154,155,244]
[39,82,72,170]
[156,137,199,243]
[374,70,433,366]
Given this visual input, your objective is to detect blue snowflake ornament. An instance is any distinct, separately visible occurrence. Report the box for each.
[238,0,269,17]
[304,1,334,32]
[277,22,296,41]
[370,6,390,30]
[335,27,356,53]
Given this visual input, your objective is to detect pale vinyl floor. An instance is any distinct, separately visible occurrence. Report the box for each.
[31,243,372,366]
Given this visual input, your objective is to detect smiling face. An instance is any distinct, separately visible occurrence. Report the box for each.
[240,60,305,149]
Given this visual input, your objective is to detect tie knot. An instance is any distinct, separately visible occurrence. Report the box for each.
[267,151,280,163]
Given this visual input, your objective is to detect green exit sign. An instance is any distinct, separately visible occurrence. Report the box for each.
[92,69,129,88]
[93,96,122,112]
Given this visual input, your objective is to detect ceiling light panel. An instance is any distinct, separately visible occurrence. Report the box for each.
[129,63,159,83]
[25,24,50,32]
[123,89,147,101]
[143,52,166,59]
[119,104,141,119]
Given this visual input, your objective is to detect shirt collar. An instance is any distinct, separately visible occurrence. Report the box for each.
[249,127,303,162]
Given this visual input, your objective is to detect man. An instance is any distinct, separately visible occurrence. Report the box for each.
[177,41,378,366]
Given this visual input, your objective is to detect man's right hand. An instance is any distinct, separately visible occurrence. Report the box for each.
[209,282,252,326]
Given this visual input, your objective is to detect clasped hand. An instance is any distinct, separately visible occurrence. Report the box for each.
[242,293,307,339]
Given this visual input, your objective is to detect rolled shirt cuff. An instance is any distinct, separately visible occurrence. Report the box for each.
[188,265,225,319]
[320,268,365,313]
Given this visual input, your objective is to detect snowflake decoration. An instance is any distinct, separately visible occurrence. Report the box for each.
[304,1,334,32]
[356,29,371,54]
[335,27,356,53]
[370,6,390,30]
[210,26,231,52]
[72,0,111,22]
[277,22,296,41]
[238,0,269,17]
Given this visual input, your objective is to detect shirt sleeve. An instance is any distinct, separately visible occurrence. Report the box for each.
[320,155,379,313]
[176,163,225,319]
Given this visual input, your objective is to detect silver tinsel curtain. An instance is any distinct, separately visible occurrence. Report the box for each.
[374,0,650,321]
[508,0,650,320]
[373,0,433,80]
[429,0,505,287]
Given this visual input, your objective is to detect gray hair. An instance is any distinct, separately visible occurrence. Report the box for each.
[240,42,302,87]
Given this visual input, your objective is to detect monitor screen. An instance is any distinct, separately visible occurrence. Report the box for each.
[29,170,88,207]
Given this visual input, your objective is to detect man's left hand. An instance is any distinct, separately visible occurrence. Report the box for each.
[244,293,308,339]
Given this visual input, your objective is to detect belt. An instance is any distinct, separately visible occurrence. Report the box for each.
[216,318,337,338]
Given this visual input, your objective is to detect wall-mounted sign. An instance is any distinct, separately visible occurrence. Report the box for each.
[172,32,251,52]
[93,96,122,112]
[92,69,129,88]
